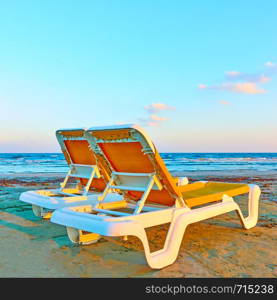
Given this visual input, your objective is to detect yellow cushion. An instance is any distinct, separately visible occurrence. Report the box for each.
[179,182,249,208]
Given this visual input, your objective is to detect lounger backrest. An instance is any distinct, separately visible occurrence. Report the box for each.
[85,125,183,207]
[56,128,109,192]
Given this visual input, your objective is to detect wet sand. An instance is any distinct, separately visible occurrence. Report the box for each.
[0,173,276,277]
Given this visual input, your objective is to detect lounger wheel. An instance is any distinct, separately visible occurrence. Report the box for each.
[32,204,52,219]
[32,204,43,217]
[66,227,101,245]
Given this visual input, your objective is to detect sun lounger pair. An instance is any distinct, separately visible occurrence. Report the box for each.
[20,124,261,269]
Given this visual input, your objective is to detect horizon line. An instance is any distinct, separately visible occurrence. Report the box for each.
[1,152,277,154]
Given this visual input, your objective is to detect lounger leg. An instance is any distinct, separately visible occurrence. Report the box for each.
[235,184,261,229]
[131,215,198,269]
[133,200,241,269]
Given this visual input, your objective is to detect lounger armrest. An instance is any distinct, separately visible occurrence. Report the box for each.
[176,177,189,186]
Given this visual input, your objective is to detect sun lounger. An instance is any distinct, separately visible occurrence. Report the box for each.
[19,128,122,222]
[50,124,261,269]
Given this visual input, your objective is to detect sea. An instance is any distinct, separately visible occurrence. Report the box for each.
[0,153,277,175]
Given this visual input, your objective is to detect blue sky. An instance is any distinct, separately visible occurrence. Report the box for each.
[1,0,276,152]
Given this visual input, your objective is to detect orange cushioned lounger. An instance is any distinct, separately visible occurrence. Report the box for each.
[58,129,109,192]
[19,128,122,220]
[94,131,250,209]
[51,124,261,269]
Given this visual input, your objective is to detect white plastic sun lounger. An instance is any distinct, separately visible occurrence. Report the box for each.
[19,128,122,220]
[51,124,261,269]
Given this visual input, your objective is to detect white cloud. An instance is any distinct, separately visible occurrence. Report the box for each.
[198,84,208,89]
[199,82,265,94]
[198,62,275,95]
[149,114,167,121]
[139,114,168,127]
[144,103,175,113]
[230,82,265,94]
[225,71,241,78]
[225,71,271,83]
[259,75,271,83]
[218,100,230,105]
[139,103,175,127]
[265,61,276,68]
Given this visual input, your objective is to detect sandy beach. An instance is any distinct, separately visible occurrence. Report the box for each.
[0,172,276,278]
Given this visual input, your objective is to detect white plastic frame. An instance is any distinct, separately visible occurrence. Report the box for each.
[50,124,261,269]
[51,184,260,269]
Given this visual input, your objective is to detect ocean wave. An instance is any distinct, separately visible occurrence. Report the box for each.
[0,153,277,174]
